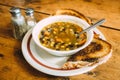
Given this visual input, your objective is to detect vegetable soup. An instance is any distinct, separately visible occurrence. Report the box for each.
[39,22,87,51]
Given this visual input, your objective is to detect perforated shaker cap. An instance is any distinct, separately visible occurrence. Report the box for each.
[25,8,34,15]
[10,7,21,17]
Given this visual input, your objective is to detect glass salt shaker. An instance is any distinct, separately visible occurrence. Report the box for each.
[25,8,36,30]
[10,7,27,40]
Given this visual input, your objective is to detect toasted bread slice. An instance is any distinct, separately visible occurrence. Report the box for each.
[62,38,111,69]
[53,8,91,24]
[68,38,111,61]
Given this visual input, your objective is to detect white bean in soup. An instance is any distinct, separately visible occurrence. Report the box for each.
[39,22,87,51]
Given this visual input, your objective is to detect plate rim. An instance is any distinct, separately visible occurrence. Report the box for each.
[21,28,112,76]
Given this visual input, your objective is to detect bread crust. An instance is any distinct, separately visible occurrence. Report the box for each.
[62,38,112,69]
[53,8,91,24]
[68,38,111,61]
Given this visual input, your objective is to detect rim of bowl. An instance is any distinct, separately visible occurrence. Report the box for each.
[32,15,93,55]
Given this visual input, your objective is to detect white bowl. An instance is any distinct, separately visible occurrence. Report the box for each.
[32,15,93,56]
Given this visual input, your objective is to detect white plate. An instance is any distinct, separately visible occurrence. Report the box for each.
[22,28,112,76]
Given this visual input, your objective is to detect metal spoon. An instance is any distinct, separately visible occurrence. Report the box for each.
[79,19,106,35]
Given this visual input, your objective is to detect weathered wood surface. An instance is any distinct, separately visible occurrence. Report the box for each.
[0,0,120,80]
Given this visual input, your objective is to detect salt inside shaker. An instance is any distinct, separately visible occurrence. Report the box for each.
[10,7,27,40]
[25,8,36,30]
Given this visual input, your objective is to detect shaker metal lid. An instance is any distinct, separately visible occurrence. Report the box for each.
[25,8,34,15]
[10,7,21,14]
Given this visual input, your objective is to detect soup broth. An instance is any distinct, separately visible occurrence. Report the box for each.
[39,22,87,51]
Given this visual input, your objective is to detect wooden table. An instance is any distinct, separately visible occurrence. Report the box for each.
[0,0,120,80]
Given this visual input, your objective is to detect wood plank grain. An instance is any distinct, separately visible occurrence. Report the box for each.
[0,0,120,80]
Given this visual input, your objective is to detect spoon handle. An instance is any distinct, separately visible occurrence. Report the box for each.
[79,19,106,35]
